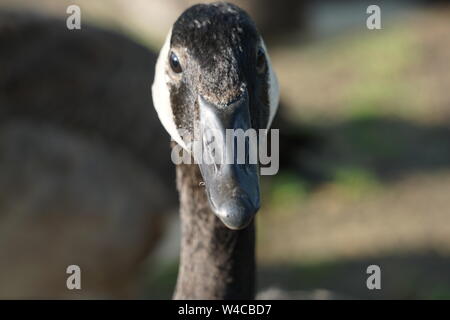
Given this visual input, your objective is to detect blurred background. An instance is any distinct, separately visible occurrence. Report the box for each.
[0,0,449,299]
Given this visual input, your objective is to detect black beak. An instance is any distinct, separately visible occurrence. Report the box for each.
[196,89,260,230]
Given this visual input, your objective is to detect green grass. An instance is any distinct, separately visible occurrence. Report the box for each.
[276,22,426,124]
[142,260,178,299]
[269,172,310,209]
[333,166,381,199]
[426,286,450,300]
[341,115,403,158]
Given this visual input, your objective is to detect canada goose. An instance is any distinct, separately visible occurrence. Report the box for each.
[152,3,279,299]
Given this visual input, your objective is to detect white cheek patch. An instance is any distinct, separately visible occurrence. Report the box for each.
[261,39,280,129]
[151,28,188,151]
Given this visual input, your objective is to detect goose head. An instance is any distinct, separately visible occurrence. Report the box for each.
[152,2,279,230]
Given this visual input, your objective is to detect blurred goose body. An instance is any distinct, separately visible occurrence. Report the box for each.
[0,12,176,298]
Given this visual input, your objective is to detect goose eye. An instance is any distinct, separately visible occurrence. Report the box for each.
[169,51,182,74]
[256,48,266,74]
